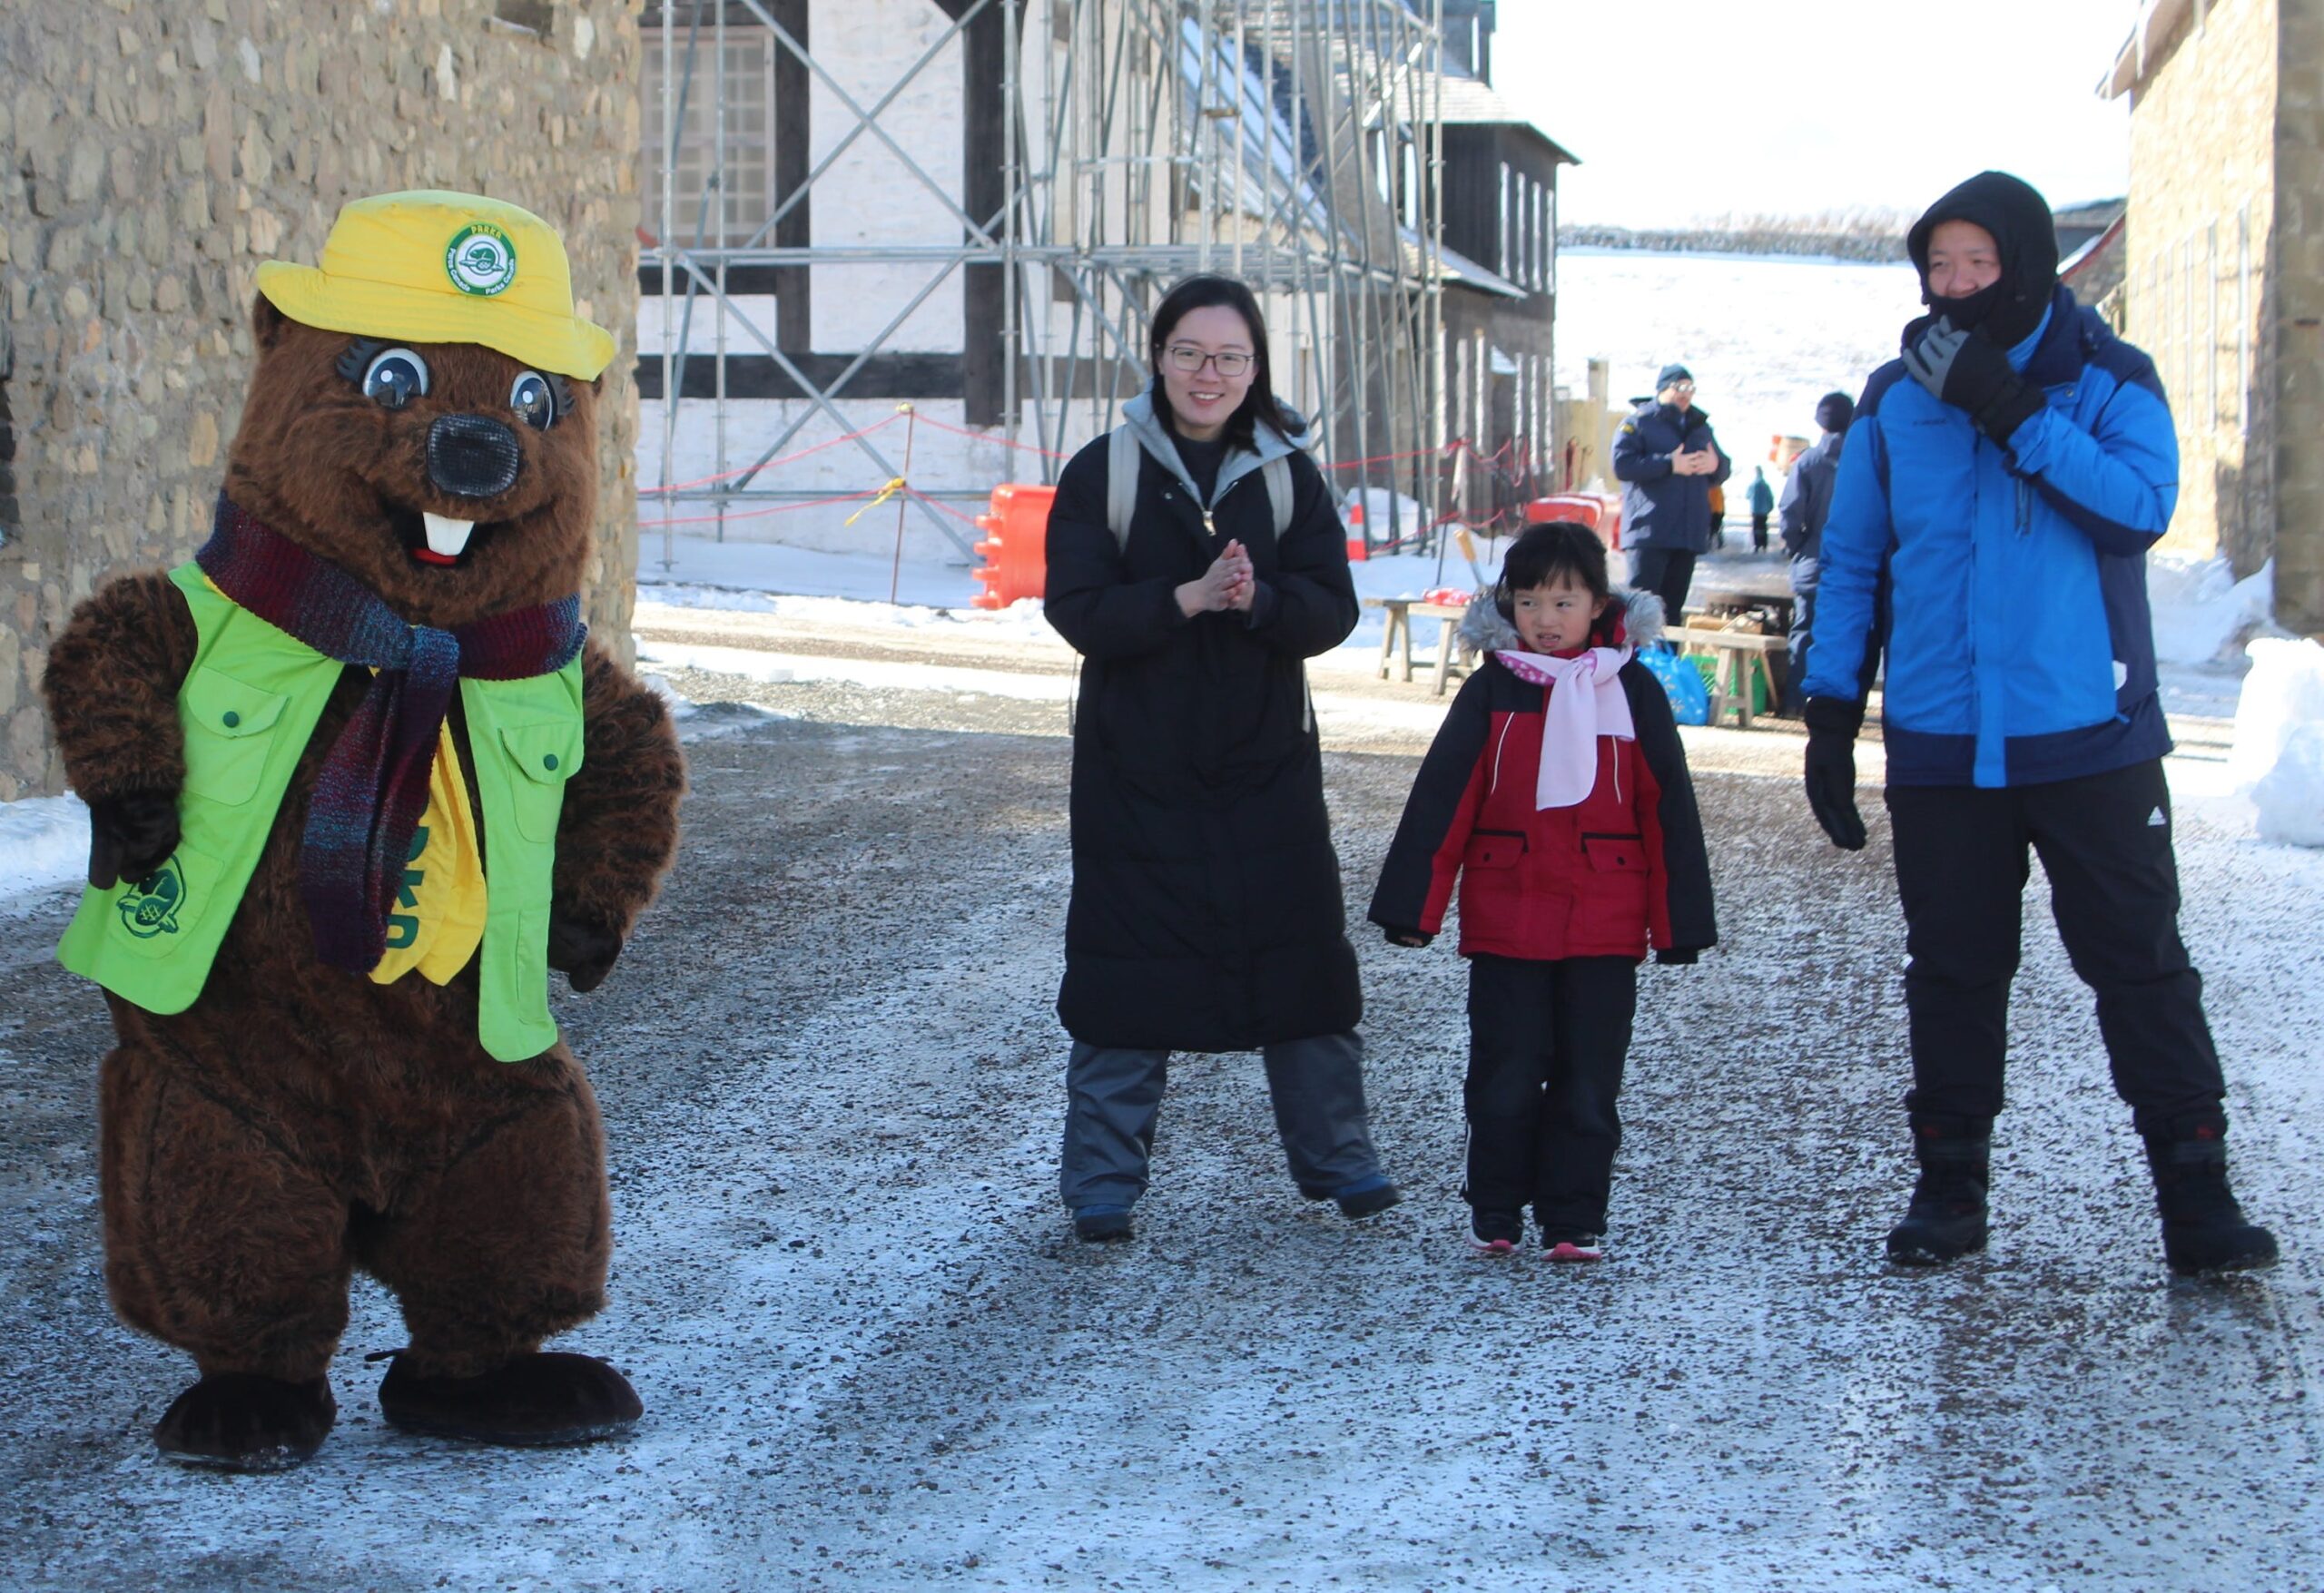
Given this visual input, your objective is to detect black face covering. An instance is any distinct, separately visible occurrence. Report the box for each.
[1925,277,2009,336]
[1905,171,2059,348]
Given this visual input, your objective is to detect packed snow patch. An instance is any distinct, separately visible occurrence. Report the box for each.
[2229,637,2324,846]
[2150,555,2275,665]
[0,793,88,909]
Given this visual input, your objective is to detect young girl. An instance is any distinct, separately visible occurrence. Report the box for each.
[1370,522,1716,1258]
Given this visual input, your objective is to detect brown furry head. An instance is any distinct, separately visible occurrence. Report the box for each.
[222,295,602,630]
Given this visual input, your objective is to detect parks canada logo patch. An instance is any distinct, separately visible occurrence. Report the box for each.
[445,221,518,297]
[117,857,187,939]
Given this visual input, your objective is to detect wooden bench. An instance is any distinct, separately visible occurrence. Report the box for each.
[1677,629,1788,729]
[1368,597,1473,696]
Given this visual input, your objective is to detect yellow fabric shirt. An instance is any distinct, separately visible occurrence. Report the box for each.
[369,715,490,986]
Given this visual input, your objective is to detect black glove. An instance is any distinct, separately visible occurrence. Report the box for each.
[1655,948,1699,966]
[87,790,181,890]
[1380,926,1433,949]
[1901,317,2044,447]
[1802,695,1868,851]
[547,914,625,993]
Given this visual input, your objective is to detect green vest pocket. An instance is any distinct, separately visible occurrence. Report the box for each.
[498,720,584,841]
[181,665,290,808]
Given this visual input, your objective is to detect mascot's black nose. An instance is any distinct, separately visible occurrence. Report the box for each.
[426,414,523,499]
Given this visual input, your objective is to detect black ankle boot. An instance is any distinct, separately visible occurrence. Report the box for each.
[2143,1114,2279,1275]
[1886,1114,1991,1265]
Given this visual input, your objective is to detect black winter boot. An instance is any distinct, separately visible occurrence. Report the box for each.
[1886,1115,1991,1265]
[2142,1114,2279,1275]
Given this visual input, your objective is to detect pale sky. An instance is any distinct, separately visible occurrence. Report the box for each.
[1493,1,2142,229]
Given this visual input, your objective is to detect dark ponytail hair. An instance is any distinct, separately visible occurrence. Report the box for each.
[1493,521,1618,644]
[1148,274,1302,452]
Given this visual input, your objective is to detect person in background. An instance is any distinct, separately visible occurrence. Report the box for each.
[1777,391,1855,713]
[1747,466,1776,553]
[1707,482,1727,551]
[1612,363,1730,623]
[1798,170,2279,1277]
[1042,274,1401,1244]
[1371,523,1714,1262]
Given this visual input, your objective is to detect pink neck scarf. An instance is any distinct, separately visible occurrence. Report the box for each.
[1494,647,1635,808]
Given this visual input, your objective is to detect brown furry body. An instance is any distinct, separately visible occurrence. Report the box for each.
[44,302,684,1391]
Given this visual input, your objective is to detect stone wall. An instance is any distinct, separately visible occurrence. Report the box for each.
[2272,0,2324,634]
[0,0,645,801]
[2122,0,2278,575]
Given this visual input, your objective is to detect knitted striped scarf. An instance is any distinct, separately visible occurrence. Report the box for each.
[195,496,586,973]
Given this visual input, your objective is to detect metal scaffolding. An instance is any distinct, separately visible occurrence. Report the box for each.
[644,0,1448,563]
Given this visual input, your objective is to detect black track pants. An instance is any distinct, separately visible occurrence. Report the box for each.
[1463,954,1638,1232]
[1884,760,2225,1132]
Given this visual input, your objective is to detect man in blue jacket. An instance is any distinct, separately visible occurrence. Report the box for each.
[1798,171,2277,1276]
[1612,363,1730,621]
[1777,390,1855,711]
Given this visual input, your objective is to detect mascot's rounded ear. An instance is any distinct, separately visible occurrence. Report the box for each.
[251,292,290,351]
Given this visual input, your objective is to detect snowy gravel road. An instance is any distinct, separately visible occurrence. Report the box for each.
[1,678,2317,1590]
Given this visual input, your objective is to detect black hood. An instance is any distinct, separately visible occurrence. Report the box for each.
[1905,171,2059,347]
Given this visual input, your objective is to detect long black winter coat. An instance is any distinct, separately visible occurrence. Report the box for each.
[1044,413,1363,1051]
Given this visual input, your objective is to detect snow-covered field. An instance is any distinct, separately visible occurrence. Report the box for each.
[1554,248,1918,475]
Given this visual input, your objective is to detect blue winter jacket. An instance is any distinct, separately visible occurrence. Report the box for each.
[1611,401,1732,553]
[1801,285,2176,788]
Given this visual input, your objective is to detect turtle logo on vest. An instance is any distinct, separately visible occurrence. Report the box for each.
[117,858,188,939]
[445,221,518,297]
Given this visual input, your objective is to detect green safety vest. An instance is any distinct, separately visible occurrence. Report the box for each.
[56,562,586,1062]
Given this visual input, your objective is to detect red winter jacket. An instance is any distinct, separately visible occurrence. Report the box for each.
[1368,649,1716,962]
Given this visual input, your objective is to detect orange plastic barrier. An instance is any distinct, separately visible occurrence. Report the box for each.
[970,483,1058,610]
[1521,493,1624,552]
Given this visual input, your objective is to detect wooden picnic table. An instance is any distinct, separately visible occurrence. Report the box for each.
[1675,628,1788,729]
[1367,595,1472,696]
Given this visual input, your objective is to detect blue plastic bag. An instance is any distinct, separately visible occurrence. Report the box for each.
[1639,643,1710,726]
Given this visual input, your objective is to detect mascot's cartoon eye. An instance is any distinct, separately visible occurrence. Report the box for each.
[360,347,430,409]
[509,370,558,432]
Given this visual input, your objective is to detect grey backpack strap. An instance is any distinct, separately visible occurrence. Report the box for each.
[1262,454,1294,537]
[1107,425,1140,553]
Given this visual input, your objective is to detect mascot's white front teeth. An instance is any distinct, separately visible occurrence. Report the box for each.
[421,513,476,558]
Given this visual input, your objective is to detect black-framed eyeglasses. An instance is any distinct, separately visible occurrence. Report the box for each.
[1164,344,1254,378]
[1664,379,1697,394]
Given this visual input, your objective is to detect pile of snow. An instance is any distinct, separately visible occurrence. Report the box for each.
[2229,637,2324,846]
[2150,554,2275,666]
[0,794,89,908]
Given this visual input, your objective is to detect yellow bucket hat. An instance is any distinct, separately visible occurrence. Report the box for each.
[255,190,615,381]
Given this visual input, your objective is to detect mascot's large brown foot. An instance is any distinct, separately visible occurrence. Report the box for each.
[377,1351,640,1445]
[153,1373,336,1471]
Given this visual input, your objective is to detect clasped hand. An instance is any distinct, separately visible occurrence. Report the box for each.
[1177,540,1256,616]
[1669,447,1718,477]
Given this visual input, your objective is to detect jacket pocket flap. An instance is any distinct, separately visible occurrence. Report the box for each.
[500,721,584,785]
[1581,834,1646,872]
[182,666,287,740]
[1462,831,1526,870]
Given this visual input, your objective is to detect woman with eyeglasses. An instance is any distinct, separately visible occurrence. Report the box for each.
[1042,274,1401,1244]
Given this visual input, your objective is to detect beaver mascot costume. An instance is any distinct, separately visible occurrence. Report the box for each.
[41,192,685,1470]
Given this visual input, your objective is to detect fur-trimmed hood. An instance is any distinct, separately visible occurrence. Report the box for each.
[1457,585,1666,658]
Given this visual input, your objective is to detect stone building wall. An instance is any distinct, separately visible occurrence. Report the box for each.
[2271,0,2324,634]
[2122,0,2278,574]
[0,0,645,801]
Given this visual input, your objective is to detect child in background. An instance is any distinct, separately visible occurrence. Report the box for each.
[1371,523,1717,1258]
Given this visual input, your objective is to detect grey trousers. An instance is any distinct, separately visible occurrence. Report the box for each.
[1059,1031,1384,1210]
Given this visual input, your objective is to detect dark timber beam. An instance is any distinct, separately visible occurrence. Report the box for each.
[934,0,1018,425]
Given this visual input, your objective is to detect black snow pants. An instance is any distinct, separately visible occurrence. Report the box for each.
[1463,953,1638,1233]
[1628,547,1698,625]
[1884,759,2227,1133]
